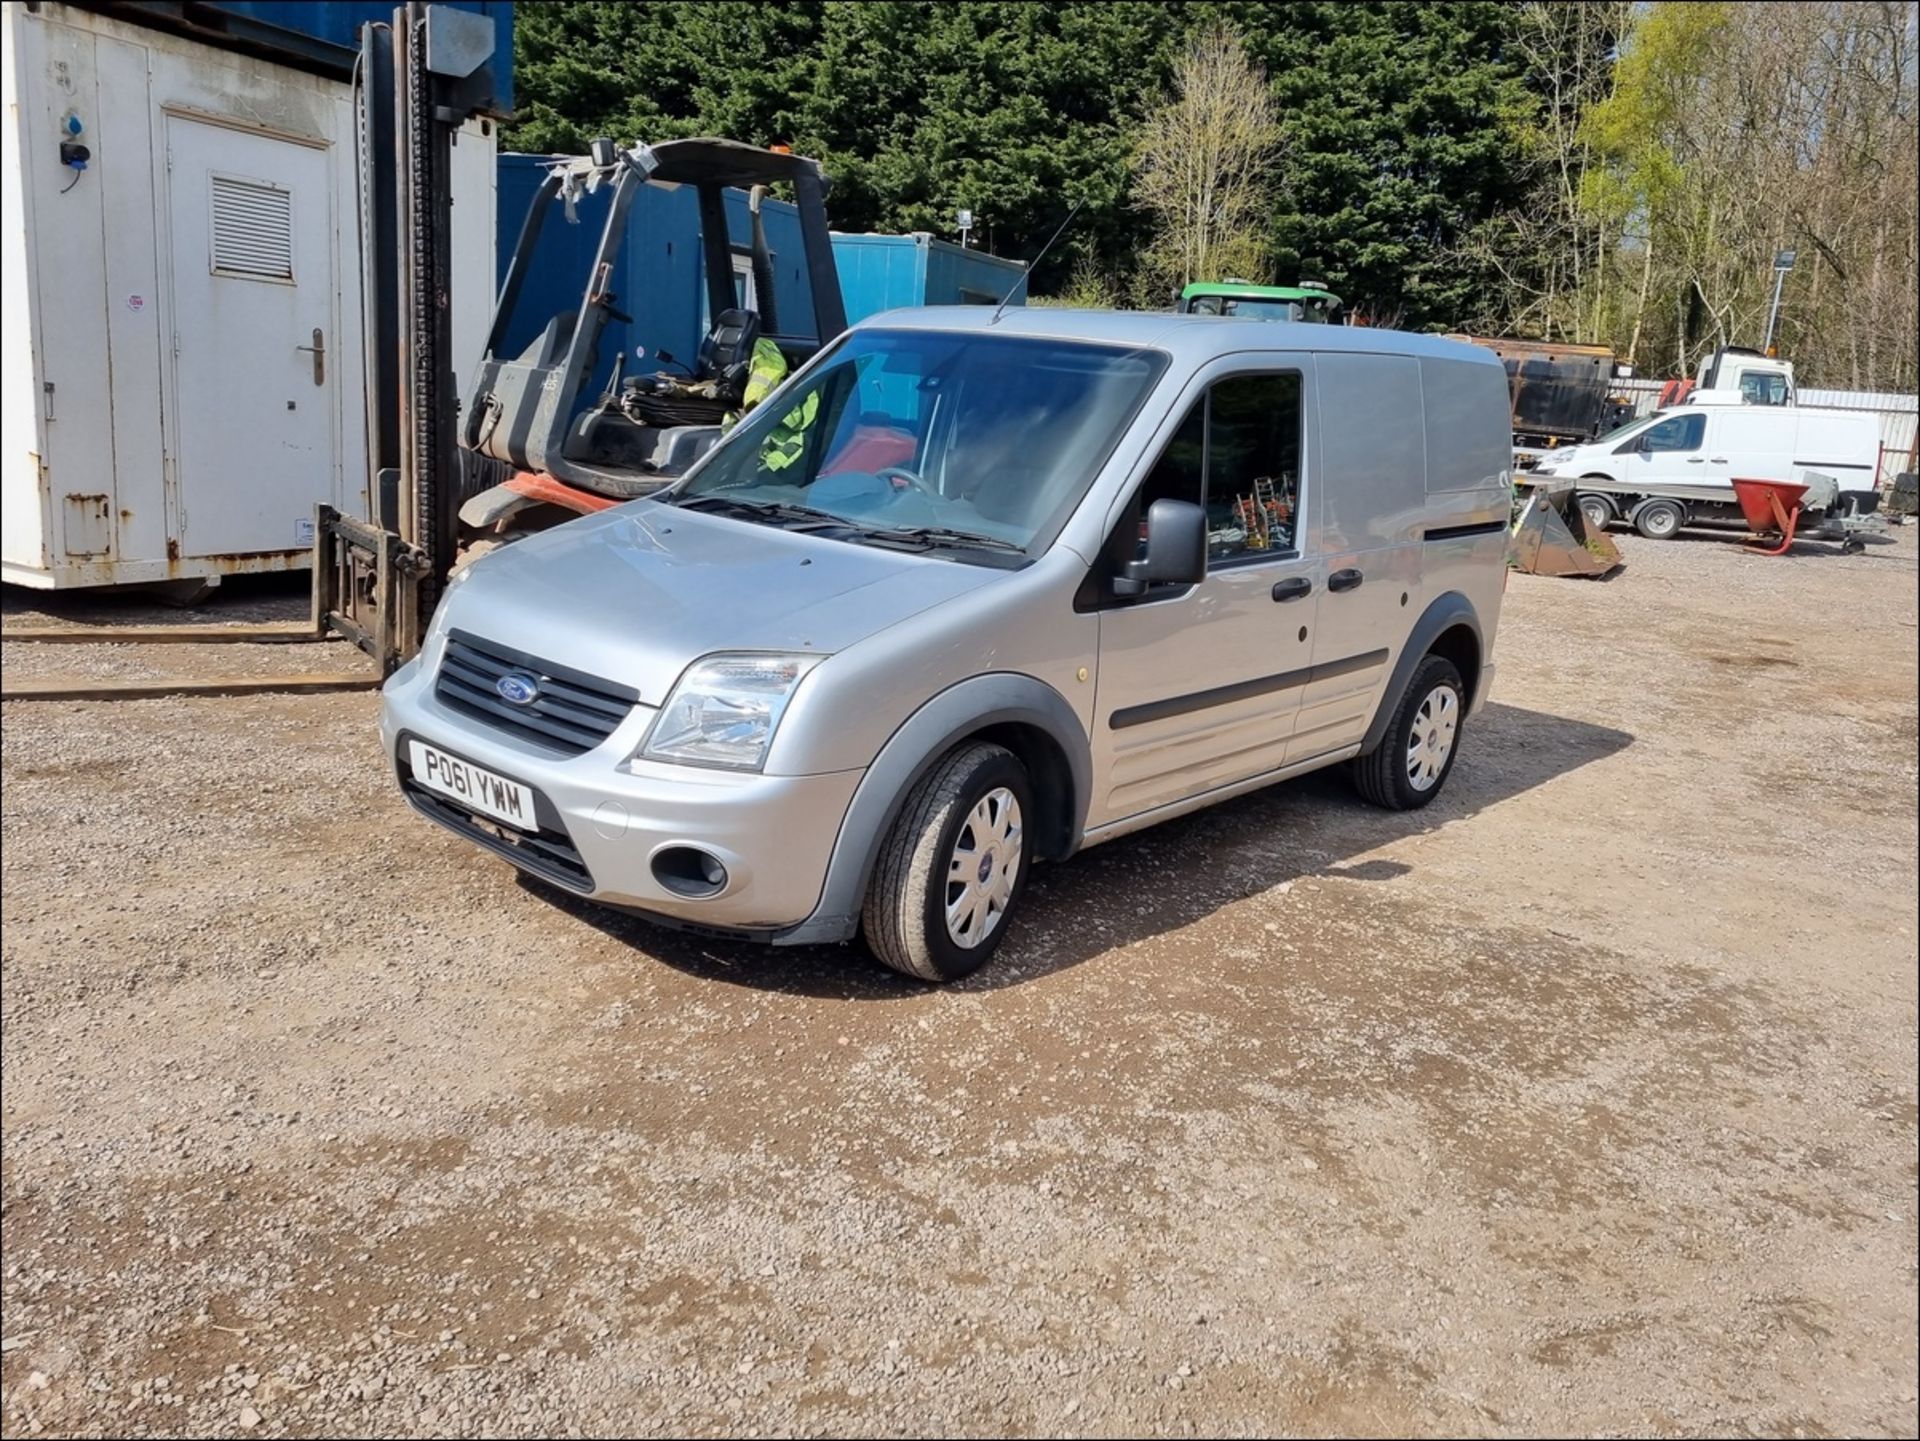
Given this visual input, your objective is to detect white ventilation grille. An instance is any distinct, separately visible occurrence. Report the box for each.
[209,174,294,281]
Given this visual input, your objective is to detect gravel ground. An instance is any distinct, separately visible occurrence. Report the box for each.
[2,527,1916,1438]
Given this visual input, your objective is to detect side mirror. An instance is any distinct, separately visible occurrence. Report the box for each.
[1112,498,1207,596]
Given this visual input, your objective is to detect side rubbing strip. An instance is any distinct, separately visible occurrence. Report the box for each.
[1110,648,1389,730]
[1424,519,1509,542]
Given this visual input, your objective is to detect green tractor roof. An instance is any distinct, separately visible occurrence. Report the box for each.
[1179,279,1339,303]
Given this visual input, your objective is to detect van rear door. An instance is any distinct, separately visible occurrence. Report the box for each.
[1792,411,1879,499]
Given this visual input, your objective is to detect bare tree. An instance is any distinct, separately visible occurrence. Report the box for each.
[1131,23,1282,293]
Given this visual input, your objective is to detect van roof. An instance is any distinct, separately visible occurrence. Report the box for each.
[855,305,1505,369]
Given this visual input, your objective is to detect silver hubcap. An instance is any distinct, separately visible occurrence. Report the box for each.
[945,787,1023,949]
[1406,685,1459,792]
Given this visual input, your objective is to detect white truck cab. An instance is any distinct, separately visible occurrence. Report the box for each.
[1689,346,1795,407]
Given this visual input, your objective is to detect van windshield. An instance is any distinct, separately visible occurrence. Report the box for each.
[671,329,1166,558]
[1592,412,1656,447]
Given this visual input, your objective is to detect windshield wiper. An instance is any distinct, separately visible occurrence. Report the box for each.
[853,525,1028,555]
[672,494,850,529]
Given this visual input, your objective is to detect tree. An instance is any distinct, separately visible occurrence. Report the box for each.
[1576,1,1917,388]
[510,2,1184,291]
[1225,1,1538,328]
[1132,22,1281,295]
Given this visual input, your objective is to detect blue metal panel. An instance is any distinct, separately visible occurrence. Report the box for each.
[923,236,1024,308]
[831,234,929,325]
[110,2,514,108]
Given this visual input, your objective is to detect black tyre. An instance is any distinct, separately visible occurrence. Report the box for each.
[1632,498,1685,539]
[862,742,1033,983]
[1577,492,1616,533]
[1350,654,1466,811]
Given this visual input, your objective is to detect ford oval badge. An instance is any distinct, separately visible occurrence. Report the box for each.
[495,672,540,707]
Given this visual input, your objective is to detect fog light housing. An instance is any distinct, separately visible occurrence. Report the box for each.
[652,845,728,898]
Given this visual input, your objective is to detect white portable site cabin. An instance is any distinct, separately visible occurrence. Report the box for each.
[0,2,498,591]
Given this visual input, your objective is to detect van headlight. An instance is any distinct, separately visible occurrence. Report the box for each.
[641,652,824,771]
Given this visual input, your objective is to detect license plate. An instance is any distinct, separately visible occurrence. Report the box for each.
[408,740,537,832]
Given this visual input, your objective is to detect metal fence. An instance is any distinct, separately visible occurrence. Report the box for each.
[1614,378,1919,487]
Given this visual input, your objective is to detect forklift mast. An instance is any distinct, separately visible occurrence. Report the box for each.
[313,2,503,674]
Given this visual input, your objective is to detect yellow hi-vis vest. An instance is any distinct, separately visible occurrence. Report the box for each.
[764,389,819,471]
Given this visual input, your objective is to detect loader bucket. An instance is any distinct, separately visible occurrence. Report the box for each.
[1508,482,1623,578]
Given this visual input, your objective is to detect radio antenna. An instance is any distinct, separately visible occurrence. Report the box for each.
[990,199,1085,324]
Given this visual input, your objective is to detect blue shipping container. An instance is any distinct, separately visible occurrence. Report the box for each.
[493,153,1023,403]
[116,2,514,109]
[832,232,1025,325]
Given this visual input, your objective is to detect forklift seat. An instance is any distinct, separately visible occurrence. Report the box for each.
[696,308,761,392]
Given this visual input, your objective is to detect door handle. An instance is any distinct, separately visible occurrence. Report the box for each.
[1709,456,1728,463]
[295,327,325,385]
[1686,456,1705,463]
[1327,568,1363,593]
[1271,576,1312,602]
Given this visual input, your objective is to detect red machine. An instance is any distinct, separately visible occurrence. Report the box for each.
[1730,477,1810,555]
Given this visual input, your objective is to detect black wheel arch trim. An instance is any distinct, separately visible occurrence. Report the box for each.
[773,673,1092,946]
[1357,592,1483,758]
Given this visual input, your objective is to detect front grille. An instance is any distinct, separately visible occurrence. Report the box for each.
[402,779,595,893]
[436,632,637,756]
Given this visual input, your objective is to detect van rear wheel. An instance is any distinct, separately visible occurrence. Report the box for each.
[862,742,1033,983]
[1350,655,1465,811]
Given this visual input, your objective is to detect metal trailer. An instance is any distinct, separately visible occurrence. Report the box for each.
[0,0,504,593]
[1448,335,1631,469]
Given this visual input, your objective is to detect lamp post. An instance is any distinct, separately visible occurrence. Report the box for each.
[1763,248,1796,354]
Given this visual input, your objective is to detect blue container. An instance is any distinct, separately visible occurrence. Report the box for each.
[120,2,514,108]
[832,233,1025,324]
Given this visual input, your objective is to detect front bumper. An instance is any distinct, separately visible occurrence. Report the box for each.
[380,651,862,935]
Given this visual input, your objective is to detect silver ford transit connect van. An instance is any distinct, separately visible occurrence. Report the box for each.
[381,310,1512,981]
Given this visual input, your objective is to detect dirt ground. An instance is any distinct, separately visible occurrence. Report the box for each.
[2,526,1916,1439]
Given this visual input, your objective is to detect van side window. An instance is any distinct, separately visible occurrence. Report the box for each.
[1205,374,1301,559]
[1636,413,1706,453]
[1109,400,1204,570]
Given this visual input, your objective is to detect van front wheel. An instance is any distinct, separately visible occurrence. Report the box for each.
[862,742,1034,983]
[1351,655,1466,811]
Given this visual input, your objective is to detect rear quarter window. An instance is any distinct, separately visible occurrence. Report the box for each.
[1421,356,1511,493]
[1318,353,1426,546]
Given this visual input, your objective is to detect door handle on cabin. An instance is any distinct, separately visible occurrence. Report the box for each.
[1271,576,1312,602]
[1686,456,1705,463]
[295,328,325,385]
[1709,456,1728,463]
[1327,568,1363,593]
